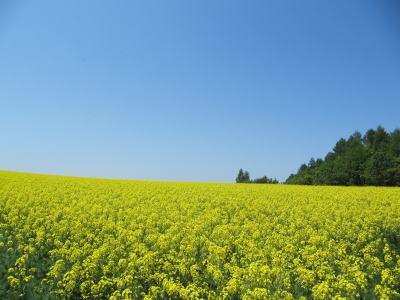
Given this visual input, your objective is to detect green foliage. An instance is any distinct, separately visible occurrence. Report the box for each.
[236,169,251,183]
[236,169,278,184]
[286,126,400,186]
[252,176,279,184]
[1,171,400,299]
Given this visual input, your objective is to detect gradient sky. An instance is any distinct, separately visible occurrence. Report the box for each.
[1,0,399,182]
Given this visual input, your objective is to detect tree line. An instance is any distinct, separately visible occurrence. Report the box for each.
[236,168,279,184]
[285,126,400,186]
[236,126,400,186]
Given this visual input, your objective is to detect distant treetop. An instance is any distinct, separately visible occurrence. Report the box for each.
[236,169,279,184]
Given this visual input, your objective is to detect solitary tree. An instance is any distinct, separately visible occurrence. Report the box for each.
[243,171,250,182]
[236,169,244,183]
[236,169,250,183]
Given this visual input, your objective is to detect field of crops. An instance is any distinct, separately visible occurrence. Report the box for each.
[0,171,399,299]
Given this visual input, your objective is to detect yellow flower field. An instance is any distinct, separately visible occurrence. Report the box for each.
[0,171,399,299]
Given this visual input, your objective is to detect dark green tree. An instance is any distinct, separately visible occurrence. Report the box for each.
[286,127,400,186]
[236,168,245,183]
[252,176,279,184]
[390,129,400,156]
[236,169,251,183]
[243,171,250,182]
[236,169,278,184]
[364,152,396,186]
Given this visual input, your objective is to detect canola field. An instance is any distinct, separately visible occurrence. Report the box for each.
[0,171,399,299]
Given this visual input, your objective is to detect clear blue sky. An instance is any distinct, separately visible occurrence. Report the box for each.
[1,1,399,182]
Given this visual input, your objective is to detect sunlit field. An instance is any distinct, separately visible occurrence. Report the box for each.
[0,171,399,299]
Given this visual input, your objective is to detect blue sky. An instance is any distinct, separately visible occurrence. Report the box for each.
[1,0,399,182]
